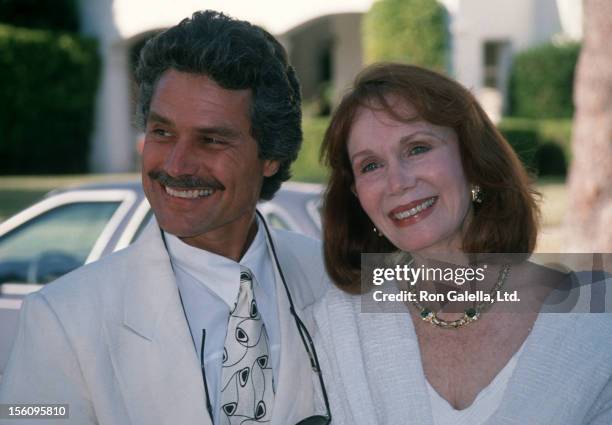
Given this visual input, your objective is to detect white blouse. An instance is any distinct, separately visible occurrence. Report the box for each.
[427,343,526,425]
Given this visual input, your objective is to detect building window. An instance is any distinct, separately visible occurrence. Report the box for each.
[483,40,510,89]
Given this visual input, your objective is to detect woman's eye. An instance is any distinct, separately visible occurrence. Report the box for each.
[361,162,381,173]
[409,145,430,156]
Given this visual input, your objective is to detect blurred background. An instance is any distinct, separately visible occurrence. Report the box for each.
[0,0,609,253]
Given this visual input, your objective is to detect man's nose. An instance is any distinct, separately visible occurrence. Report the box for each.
[164,139,199,176]
[386,161,416,195]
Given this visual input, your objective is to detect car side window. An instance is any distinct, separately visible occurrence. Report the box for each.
[0,202,121,284]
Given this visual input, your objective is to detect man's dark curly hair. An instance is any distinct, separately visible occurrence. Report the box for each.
[135,10,302,200]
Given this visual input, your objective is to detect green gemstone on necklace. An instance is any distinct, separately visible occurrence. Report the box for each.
[465,308,477,318]
[420,308,432,319]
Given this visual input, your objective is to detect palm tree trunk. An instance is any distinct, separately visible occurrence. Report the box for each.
[565,0,612,252]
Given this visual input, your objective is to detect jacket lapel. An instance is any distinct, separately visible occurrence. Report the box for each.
[105,222,211,425]
[265,228,320,425]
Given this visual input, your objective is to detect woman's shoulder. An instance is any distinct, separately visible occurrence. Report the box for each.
[310,285,362,326]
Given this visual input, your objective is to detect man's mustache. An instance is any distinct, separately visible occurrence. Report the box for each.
[148,170,225,191]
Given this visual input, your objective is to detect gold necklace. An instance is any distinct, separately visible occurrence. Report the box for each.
[407,264,511,329]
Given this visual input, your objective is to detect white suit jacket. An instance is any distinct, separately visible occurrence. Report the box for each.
[0,219,330,425]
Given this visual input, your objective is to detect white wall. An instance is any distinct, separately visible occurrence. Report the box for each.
[533,0,564,44]
[79,0,134,172]
[556,0,583,40]
[448,0,534,92]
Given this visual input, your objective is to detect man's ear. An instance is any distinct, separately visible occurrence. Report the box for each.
[263,159,280,177]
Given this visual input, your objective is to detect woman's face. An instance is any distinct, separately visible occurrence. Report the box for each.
[347,100,472,254]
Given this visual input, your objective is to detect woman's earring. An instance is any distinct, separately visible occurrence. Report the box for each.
[471,184,483,204]
[373,226,383,237]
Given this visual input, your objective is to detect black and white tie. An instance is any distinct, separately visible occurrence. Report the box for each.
[220,267,274,424]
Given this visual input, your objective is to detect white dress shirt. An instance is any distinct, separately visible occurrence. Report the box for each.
[163,218,280,425]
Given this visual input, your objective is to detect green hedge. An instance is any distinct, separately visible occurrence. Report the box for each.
[0,0,78,32]
[0,24,100,174]
[534,143,567,176]
[508,42,580,118]
[498,126,540,171]
[363,0,447,71]
[498,118,572,177]
[292,117,329,183]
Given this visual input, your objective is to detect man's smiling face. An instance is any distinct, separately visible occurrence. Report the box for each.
[141,69,278,253]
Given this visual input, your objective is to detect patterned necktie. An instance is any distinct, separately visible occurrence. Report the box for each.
[220,267,274,424]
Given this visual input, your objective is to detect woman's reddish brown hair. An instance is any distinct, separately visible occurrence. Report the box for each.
[321,63,540,293]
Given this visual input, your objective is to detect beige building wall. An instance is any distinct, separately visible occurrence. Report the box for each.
[332,13,364,102]
[283,13,363,105]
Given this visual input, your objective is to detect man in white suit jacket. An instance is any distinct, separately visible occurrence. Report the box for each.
[0,10,329,425]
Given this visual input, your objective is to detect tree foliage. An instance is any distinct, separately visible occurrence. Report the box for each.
[0,24,99,174]
[363,0,447,71]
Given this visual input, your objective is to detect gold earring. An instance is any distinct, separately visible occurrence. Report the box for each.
[471,184,483,204]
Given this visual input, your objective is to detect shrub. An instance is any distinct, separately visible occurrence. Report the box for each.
[0,0,78,32]
[363,0,447,71]
[0,24,99,174]
[536,118,573,161]
[535,142,567,177]
[498,126,540,172]
[498,118,571,177]
[508,42,580,118]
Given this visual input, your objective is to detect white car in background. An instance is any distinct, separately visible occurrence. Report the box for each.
[0,180,322,379]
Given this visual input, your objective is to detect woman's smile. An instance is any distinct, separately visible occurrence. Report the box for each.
[388,196,438,226]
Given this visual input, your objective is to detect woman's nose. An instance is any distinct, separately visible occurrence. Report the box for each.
[386,161,416,195]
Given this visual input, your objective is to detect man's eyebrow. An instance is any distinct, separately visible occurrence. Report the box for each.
[147,111,173,125]
[194,126,242,139]
[147,111,243,139]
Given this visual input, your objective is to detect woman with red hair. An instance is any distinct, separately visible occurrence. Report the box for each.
[312,63,612,424]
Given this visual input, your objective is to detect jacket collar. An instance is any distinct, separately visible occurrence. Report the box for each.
[122,219,178,340]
